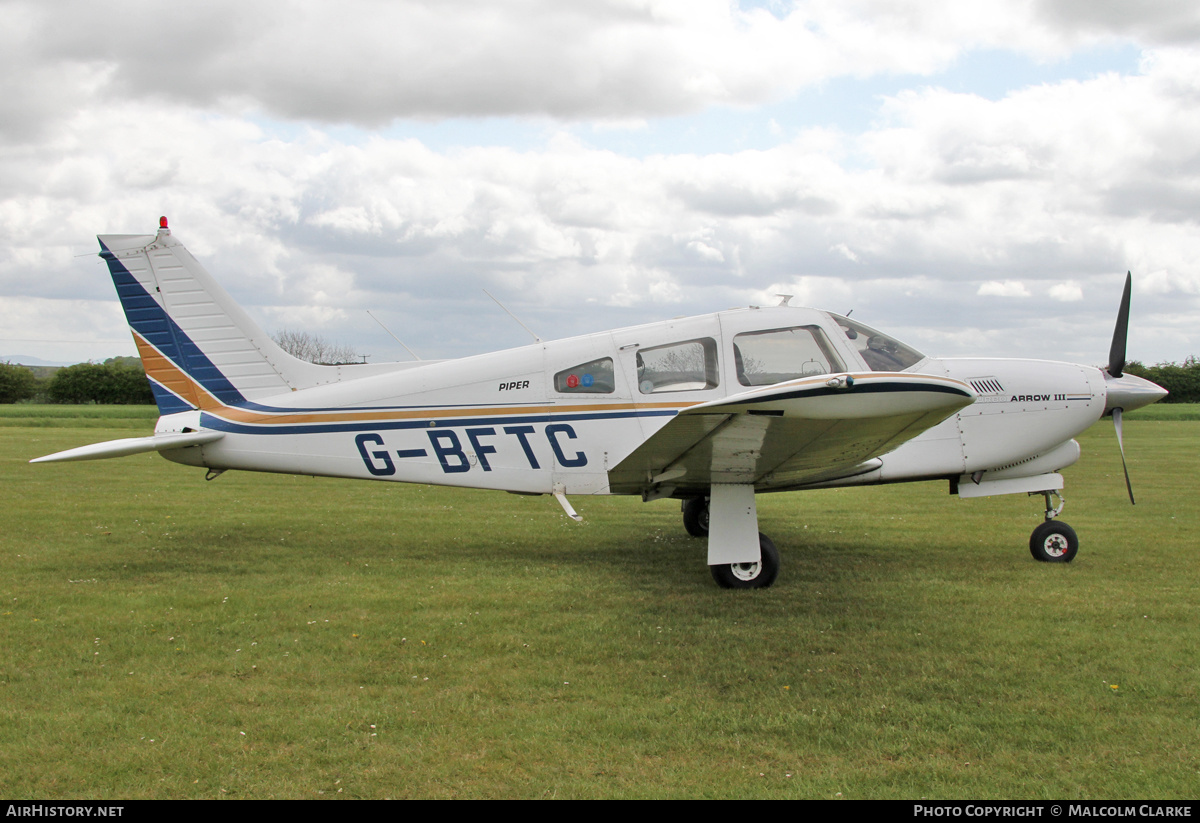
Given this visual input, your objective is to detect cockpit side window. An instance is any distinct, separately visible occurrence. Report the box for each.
[732,326,844,386]
[636,338,719,394]
[832,315,925,371]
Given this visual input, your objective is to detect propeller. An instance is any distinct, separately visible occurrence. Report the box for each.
[1106,273,1131,378]
[1104,272,1132,503]
[1111,406,1134,504]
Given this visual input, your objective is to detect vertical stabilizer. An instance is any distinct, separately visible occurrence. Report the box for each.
[99,220,333,413]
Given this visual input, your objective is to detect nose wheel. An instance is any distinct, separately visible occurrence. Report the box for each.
[1029,490,1077,562]
[1030,521,1078,562]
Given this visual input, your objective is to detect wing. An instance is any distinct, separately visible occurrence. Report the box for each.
[607,372,974,495]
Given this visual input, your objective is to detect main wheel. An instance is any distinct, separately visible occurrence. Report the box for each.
[682,497,709,538]
[1029,520,1078,563]
[710,533,780,589]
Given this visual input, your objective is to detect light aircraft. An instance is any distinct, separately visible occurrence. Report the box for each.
[34,218,1168,588]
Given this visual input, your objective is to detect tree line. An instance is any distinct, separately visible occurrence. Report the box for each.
[0,331,362,405]
[0,357,155,404]
[1125,357,1200,404]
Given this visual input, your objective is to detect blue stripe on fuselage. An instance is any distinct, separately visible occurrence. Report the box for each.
[198,408,678,436]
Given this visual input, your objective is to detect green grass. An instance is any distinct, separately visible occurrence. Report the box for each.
[1123,402,1200,421]
[1,412,1197,798]
[0,404,158,428]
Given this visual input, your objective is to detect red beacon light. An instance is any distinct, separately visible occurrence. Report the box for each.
[159,216,169,229]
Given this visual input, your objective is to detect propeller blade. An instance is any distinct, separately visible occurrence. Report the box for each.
[1112,407,1135,505]
[1107,272,1131,378]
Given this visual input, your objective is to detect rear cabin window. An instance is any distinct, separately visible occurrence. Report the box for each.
[554,357,615,393]
[636,338,719,394]
[732,326,844,386]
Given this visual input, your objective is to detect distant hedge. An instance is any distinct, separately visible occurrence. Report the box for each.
[1125,357,1200,404]
[46,358,154,405]
[0,362,37,403]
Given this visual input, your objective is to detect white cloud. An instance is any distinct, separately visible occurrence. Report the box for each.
[2,1,1200,366]
[1037,0,1200,45]
[261,304,350,332]
[687,239,726,263]
[978,281,1032,297]
[831,243,860,263]
[1049,281,1084,301]
[5,0,1200,136]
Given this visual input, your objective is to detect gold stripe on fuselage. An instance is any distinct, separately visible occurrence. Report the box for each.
[135,331,694,428]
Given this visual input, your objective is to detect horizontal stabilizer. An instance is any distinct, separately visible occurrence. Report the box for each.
[30,431,224,464]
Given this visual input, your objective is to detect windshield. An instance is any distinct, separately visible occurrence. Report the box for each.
[830,315,925,372]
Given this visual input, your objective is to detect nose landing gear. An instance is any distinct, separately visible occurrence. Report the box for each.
[1029,490,1078,563]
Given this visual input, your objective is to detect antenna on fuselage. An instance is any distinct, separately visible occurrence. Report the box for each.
[483,289,542,343]
[775,294,794,306]
[366,310,422,361]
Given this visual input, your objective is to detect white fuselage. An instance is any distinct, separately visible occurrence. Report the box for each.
[153,306,1115,498]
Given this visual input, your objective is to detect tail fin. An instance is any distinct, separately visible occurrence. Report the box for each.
[100,218,338,414]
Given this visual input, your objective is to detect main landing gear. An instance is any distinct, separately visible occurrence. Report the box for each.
[1029,490,1078,563]
[710,532,780,589]
[682,497,709,537]
[682,493,781,589]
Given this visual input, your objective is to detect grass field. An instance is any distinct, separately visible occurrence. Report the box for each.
[2,407,1197,799]
[0,404,158,428]
[1125,404,1200,421]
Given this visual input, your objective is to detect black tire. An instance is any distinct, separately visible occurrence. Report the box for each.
[683,497,710,537]
[1029,520,1078,563]
[710,533,780,589]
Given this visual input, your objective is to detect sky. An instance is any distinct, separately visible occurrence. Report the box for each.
[2,0,1199,368]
